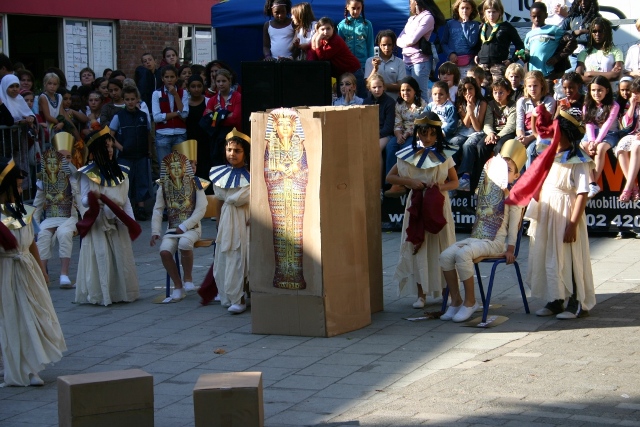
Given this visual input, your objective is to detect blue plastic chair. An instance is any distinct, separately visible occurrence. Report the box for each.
[165,195,219,298]
[441,218,530,324]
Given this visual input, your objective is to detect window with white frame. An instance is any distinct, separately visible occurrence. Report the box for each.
[178,25,216,66]
[62,19,116,87]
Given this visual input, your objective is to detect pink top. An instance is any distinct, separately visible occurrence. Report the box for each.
[584,102,620,143]
[396,10,435,66]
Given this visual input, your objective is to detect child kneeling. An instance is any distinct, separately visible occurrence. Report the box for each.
[439,139,526,322]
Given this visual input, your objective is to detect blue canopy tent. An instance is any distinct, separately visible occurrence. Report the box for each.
[210,0,411,83]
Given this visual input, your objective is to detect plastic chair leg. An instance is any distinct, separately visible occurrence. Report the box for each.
[474,263,487,306]
[441,287,449,312]
[514,261,530,314]
[482,261,502,323]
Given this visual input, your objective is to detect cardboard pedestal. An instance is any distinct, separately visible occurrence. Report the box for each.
[57,369,154,427]
[193,372,264,427]
[250,106,382,337]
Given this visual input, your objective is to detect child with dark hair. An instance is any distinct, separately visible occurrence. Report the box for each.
[209,129,251,313]
[562,0,601,68]
[425,80,457,140]
[152,65,189,166]
[337,0,374,70]
[484,77,517,153]
[0,157,66,386]
[523,2,565,80]
[580,75,618,198]
[365,29,406,100]
[75,128,140,306]
[109,86,152,220]
[384,76,427,196]
[311,17,365,95]
[263,0,294,61]
[507,105,595,320]
[576,18,623,87]
[135,53,162,114]
[100,78,125,126]
[438,61,461,102]
[451,77,487,191]
[387,111,458,309]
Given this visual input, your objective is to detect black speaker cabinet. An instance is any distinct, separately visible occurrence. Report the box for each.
[241,61,332,135]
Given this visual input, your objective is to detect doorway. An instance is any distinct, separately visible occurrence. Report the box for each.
[8,15,59,90]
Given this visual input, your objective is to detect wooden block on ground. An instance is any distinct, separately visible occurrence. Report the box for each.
[58,369,154,427]
[193,372,264,427]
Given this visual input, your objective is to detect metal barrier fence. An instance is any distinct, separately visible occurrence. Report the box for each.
[0,123,47,203]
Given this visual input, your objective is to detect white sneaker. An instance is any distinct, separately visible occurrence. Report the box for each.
[29,373,44,386]
[412,297,426,309]
[452,302,479,323]
[440,304,461,321]
[171,288,186,301]
[228,304,246,314]
[214,295,221,302]
[60,275,73,289]
[184,282,195,292]
[588,183,601,198]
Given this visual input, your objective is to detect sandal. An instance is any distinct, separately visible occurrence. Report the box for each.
[619,189,633,203]
[633,186,640,201]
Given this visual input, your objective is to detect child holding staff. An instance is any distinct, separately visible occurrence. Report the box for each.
[387,111,458,308]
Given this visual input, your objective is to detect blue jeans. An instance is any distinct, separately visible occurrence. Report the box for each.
[457,133,486,176]
[156,132,187,165]
[407,58,433,102]
[385,136,414,183]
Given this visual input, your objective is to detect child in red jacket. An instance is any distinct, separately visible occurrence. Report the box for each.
[311,17,366,97]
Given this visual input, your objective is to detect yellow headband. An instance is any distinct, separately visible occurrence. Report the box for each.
[174,139,198,161]
[558,109,586,134]
[86,126,111,148]
[0,159,15,186]
[414,116,442,127]
[226,127,251,144]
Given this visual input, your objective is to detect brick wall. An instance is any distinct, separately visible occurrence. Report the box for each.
[116,20,181,78]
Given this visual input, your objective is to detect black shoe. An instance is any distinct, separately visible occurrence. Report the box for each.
[557,296,588,319]
[135,207,148,221]
[535,299,564,316]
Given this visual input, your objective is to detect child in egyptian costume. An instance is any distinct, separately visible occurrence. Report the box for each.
[209,128,251,313]
[0,157,66,387]
[388,111,458,309]
[508,106,595,320]
[151,140,208,302]
[439,140,526,323]
[74,126,141,306]
[263,108,308,290]
[32,132,80,288]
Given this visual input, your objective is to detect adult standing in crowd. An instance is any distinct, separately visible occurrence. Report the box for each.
[397,0,446,98]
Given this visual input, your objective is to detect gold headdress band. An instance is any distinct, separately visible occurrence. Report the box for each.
[500,139,527,171]
[558,109,586,134]
[86,126,111,148]
[414,116,442,127]
[0,159,16,186]
[174,139,198,161]
[53,132,75,153]
[226,127,251,144]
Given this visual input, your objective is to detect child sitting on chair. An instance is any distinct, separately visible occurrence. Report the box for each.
[438,139,526,322]
[150,140,208,302]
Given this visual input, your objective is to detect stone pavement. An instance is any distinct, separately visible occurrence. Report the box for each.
[1,218,640,427]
